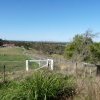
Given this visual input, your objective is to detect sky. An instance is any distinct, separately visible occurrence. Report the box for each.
[0,0,100,42]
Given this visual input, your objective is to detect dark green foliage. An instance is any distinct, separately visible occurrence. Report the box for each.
[64,31,100,63]
[89,42,100,63]
[64,42,75,59]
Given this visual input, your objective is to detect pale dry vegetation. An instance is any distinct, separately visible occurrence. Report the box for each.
[74,76,100,100]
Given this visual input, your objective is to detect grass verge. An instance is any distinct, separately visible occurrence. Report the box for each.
[0,70,76,100]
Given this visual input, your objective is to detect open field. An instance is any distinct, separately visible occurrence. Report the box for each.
[0,47,24,55]
[0,47,29,72]
[0,47,40,81]
[1,68,100,100]
[0,47,100,100]
[0,47,29,61]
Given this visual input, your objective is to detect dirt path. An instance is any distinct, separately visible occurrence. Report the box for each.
[22,47,49,60]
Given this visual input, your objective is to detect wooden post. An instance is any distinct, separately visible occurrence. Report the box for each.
[3,65,6,83]
[96,65,100,76]
[75,62,77,74]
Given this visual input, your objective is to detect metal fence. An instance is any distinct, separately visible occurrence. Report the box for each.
[0,61,27,82]
[0,61,26,72]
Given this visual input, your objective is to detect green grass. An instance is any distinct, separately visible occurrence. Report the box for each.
[0,70,76,100]
[0,47,24,55]
[29,62,40,69]
[0,47,38,73]
[0,47,29,61]
[0,55,28,61]
[0,61,25,72]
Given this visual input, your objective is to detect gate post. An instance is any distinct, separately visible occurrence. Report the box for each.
[47,59,53,70]
[96,65,100,76]
[26,60,29,71]
[3,65,6,83]
[51,59,53,70]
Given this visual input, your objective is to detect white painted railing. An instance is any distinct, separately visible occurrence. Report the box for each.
[26,59,54,71]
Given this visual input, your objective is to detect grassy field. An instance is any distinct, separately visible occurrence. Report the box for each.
[1,68,100,100]
[0,47,23,54]
[0,47,28,61]
[0,47,28,71]
[0,70,75,100]
[0,47,100,100]
[0,47,39,74]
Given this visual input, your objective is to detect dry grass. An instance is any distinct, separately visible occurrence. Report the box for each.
[74,76,100,100]
[55,63,100,100]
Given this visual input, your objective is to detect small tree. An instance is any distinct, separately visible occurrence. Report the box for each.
[64,30,98,63]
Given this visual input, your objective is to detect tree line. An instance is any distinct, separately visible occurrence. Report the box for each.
[0,39,66,55]
[1,30,100,64]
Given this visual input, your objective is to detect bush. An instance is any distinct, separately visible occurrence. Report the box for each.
[0,70,76,100]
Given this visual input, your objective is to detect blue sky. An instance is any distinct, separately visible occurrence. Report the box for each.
[0,0,100,42]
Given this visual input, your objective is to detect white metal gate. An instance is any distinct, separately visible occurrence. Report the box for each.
[26,59,53,71]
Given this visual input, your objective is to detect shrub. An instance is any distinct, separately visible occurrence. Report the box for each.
[0,70,76,100]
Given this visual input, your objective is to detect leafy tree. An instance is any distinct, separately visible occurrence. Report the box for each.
[90,42,100,63]
[64,30,98,63]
